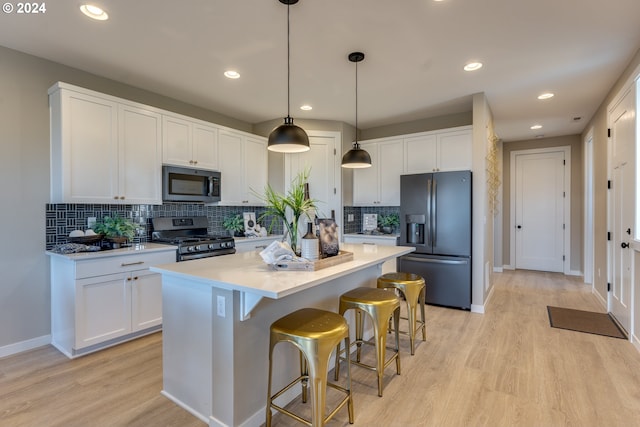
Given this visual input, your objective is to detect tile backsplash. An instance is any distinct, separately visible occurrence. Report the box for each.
[46,203,282,250]
[46,203,399,249]
[342,206,399,234]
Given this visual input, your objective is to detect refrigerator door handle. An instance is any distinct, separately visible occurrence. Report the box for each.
[426,178,432,246]
[402,256,469,265]
[432,178,437,247]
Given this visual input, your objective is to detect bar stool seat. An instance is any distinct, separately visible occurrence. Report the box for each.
[377,272,426,355]
[334,287,401,397]
[266,308,354,427]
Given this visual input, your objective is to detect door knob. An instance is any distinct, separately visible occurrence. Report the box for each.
[517,225,522,229]
[627,228,631,235]
[621,242,629,249]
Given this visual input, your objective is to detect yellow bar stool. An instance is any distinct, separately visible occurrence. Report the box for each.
[377,272,426,355]
[334,287,401,397]
[266,308,354,427]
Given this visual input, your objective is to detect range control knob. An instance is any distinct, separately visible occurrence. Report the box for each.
[209,244,216,249]
[186,246,194,252]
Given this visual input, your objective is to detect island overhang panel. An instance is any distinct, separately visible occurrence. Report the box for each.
[151,243,414,427]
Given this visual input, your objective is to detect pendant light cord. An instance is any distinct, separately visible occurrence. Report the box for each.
[287,2,291,119]
[354,58,359,148]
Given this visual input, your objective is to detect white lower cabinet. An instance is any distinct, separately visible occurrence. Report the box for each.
[50,248,175,358]
[343,234,398,274]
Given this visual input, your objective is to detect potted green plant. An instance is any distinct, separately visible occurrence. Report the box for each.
[379,213,400,234]
[257,169,317,255]
[223,214,245,237]
[93,214,138,247]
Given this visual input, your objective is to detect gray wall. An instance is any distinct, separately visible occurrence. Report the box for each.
[501,135,583,272]
[0,45,254,350]
[361,111,472,141]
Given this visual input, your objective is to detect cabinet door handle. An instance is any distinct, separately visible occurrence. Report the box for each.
[121,261,144,267]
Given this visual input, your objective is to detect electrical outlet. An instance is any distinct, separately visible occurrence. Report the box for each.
[347,214,354,222]
[217,295,226,317]
[87,217,96,229]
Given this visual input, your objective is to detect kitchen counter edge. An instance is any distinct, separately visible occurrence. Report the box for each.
[46,243,176,260]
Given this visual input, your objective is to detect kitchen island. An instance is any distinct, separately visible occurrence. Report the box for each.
[150,243,414,427]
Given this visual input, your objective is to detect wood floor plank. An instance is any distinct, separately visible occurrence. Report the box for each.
[1,270,640,426]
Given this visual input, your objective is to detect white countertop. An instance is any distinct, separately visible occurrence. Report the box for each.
[46,242,176,260]
[151,243,414,299]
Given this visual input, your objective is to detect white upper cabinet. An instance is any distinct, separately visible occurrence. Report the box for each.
[119,104,163,204]
[352,126,472,207]
[353,138,404,206]
[49,83,162,204]
[218,129,267,205]
[162,114,218,171]
[404,126,472,173]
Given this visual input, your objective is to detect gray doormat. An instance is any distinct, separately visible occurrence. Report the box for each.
[547,306,627,339]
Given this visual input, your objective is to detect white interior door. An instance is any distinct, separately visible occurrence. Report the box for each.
[513,150,566,272]
[285,130,341,226]
[609,87,635,332]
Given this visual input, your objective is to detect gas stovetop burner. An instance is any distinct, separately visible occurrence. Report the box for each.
[151,217,236,261]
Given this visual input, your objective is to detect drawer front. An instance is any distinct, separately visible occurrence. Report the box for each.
[75,250,176,279]
[234,238,279,253]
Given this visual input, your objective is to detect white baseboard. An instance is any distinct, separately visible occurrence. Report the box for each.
[471,282,496,314]
[470,304,484,314]
[592,287,607,310]
[161,390,209,424]
[493,266,503,273]
[502,264,515,270]
[632,334,640,354]
[0,334,51,359]
[568,270,583,277]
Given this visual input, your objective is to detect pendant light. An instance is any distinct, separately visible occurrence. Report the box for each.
[268,0,310,153]
[341,51,372,168]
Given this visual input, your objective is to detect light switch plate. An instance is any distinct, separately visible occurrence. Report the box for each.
[87,217,96,229]
[217,295,226,317]
[362,214,378,231]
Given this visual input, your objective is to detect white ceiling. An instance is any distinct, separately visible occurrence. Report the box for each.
[1,0,639,142]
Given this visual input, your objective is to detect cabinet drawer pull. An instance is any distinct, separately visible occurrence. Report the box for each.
[121,261,144,267]
[255,245,267,249]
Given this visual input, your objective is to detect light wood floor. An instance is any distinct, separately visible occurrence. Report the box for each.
[2,270,640,427]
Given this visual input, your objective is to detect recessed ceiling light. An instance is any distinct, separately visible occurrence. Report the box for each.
[464,62,483,72]
[538,92,554,100]
[224,70,240,79]
[80,4,108,20]
[530,124,543,130]
[300,105,312,111]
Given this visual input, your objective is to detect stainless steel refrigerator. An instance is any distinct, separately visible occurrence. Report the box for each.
[397,171,472,310]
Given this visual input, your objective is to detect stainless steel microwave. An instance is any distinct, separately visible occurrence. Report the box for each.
[162,165,221,203]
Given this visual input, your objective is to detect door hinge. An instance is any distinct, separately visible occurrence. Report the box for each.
[334,148,336,155]
[608,231,611,241]
[562,223,565,230]
[563,191,565,197]
[562,255,565,261]
[607,282,611,292]
[333,188,336,194]
[608,180,611,189]
[608,128,611,138]
[563,159,566,165]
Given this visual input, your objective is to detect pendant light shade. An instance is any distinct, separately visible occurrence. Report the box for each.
[268,0,310,153]
[342,51,371,168]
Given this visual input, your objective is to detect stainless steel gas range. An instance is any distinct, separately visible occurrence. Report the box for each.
[151,216,235,261]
